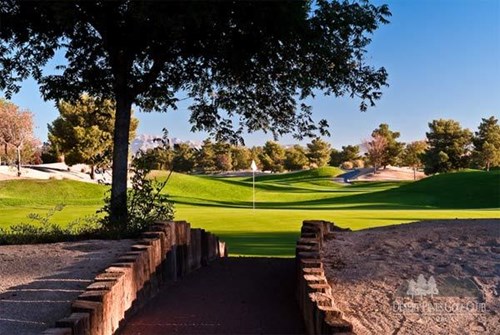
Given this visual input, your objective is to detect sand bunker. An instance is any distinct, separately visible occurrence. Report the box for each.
[322,219,499,334]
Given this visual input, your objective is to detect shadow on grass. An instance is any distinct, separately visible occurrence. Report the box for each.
[171,181,500,210]
[215,231,301,257]
[171,195,437,210]
[215,178,344,194]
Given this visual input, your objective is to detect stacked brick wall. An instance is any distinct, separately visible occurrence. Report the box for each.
[42,221,226,335]
[296,220,353,335]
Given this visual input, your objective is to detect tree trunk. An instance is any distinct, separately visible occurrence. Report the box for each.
[486,162,490,172]
[109,94,132,231]
[413,166,416,180]
[90,164,95,180]
[16,146,21,177]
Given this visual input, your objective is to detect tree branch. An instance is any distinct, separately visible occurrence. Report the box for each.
[131,57,166,97]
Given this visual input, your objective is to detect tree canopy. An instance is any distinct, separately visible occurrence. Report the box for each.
[307,138,331,167]
[329,144,361,167]
[231,146,252,171]
[371,123,404,167]
[48,95,138,179]
[196,139,217,173]
[401,140,427,180]
[0,99,37,175]
[260,141,286,173]
[423,119,472,175]
[285,145,309,171]
[472,116,500,171]
[0,0,390,228]
[363,134,387,172]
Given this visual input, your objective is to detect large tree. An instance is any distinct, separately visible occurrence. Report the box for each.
[48,95,138,179]
[371,123,404,168]
[363,134,387,172]
[307,138,331,168]
[472,116,500,171]
[330,144,361,166]
[196,139,216,173]
[401,140,427,180]
[259,141,286,173]
[0,99,36,175]
[285,145,309,171]
[213,141,233,172]
[230,146,252,171]
[172,143,195,173]
[423,119,472,174]
[0,1,390,228]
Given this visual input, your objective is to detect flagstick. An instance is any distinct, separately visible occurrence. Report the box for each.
[252,169,255,210]
[250,159,257,210]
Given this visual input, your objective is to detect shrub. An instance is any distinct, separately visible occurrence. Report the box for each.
[99,149,175,236]
[341,161,354,170]
[0,205,103,244]
[352,159,365,168]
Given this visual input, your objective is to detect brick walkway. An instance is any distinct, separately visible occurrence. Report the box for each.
[119,258,305,334]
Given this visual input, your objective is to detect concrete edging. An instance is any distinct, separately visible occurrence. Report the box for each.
[43,221,227,335]
[296,220,353,335]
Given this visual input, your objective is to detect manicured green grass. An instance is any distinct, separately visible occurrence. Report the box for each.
[0,167,498,256]
[0,179,107,206]
[174,207,498,256]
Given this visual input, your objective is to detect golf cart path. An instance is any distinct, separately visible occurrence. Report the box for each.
[119,257,305,334]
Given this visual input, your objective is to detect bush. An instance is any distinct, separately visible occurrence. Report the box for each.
[341,161,354,169]
[99,149,175,236]
[352,159,365,168]
[0,148,175,244]
[0,205,103,245]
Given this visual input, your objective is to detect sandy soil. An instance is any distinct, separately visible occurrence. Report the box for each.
[357,166,426,181]
[0,239,135,335]
[322,219,500,335]
[0,163,96,183]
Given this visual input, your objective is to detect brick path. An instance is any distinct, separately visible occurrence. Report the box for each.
[119,257,304,334]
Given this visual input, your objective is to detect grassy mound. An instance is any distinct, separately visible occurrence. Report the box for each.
[145,168,500,210]
[392,170,500,208]
[0,179,107,206]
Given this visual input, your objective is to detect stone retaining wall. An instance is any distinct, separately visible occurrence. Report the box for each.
[42,221,226,335]
[296,220,353,335]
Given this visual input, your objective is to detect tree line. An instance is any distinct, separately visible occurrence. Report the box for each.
[144,137,332,174]
[142,117,500,176]
[1,97,498,177]
[360,119,500,175]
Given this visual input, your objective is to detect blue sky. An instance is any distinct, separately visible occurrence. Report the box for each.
[6,0,500,149]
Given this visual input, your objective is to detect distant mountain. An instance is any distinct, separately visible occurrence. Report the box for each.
[131,134,203,154]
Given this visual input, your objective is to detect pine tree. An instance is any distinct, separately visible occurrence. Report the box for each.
[307,138,331,168]
[473,116,500,171]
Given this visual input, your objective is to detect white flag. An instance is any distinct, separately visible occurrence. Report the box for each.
[251,160,257,172]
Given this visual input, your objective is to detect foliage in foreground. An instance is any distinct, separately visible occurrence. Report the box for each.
[0,147,175,243]
[99,147,175,236]
[0,1,391,225]
[0,204,102,244]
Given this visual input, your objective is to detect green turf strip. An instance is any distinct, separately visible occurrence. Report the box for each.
[1,168,498,256]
